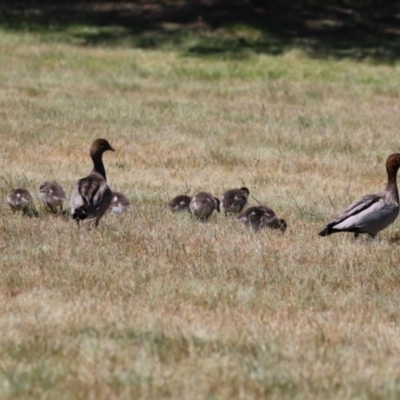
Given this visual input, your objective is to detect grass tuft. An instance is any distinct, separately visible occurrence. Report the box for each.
[1,27,400,399]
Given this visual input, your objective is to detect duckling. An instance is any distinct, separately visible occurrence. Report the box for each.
[108,191,130,214]
[7,188,36,216]
[71,138,114,227]
[221,187,249,216]
[167,195,192,212]
[236,205,287,232]
[38,181,67,213]
[189,192,220,220]
[319,153,400,238]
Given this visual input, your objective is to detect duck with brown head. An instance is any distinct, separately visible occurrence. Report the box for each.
[108,191,131,214]
[7,188,36,216]
[319,153,400,238]
[167,195,192,212]
[236,205,287,232]
[221,187,249,216]
[189,192,220,220]
[71,139,114,227]
[38,181,67,213]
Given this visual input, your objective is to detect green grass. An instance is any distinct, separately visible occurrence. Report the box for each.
[1,28,400,399]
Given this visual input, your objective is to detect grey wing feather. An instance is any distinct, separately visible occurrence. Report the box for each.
[78,177,108,206]
[328,193,381,225]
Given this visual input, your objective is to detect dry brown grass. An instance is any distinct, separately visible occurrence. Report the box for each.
[1,30,400,399]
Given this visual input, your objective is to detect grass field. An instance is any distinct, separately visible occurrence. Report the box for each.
[1,26,400,399]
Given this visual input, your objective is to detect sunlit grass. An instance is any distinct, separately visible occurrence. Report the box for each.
[1,29,400,399]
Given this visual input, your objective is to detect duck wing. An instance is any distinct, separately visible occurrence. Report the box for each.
[71,174,112,220]
[319,193,384,236]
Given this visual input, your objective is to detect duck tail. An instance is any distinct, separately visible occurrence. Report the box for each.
[72,207,89,221]
[318,225,332,236]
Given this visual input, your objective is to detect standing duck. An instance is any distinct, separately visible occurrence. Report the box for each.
[7,188,35,215]
[189,192,220,220]
[108,191,130,214]
[71,139,114,227]
[167,195,192,212]
[221,187,249,216]
[38,181,67,213]
[319,153,400,238]
[236,205,287,232]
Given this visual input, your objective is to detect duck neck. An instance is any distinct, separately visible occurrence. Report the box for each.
[386,167,399,201]
[91,153,107,180]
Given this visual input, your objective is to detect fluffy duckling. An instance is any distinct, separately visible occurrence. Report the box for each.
[189,192,220,220]
[7,188,35,215]
[108,191,130,214]
[221,187,249,216]
[71,138,114,227]
[319,153,400,239]
[38,181,67,213]
[167,195,192,212]
[236,205,287,232]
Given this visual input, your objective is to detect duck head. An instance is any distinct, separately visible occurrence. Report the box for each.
[90,139,115,157]
[386,153,400,182]
[239,187,250,197]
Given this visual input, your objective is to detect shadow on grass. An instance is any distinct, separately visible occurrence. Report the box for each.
[0,0,400,62]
